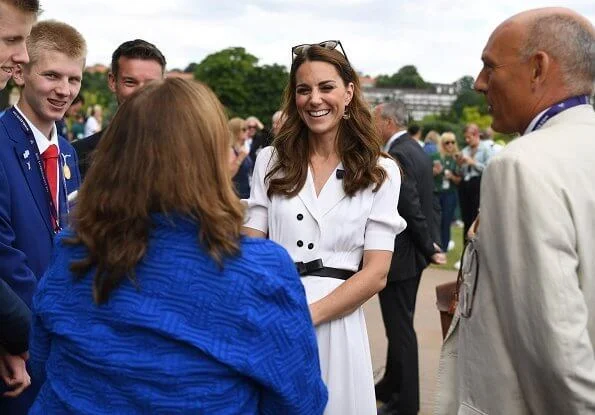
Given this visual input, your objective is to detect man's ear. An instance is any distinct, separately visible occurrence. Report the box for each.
[12,64,25,87]
[530,51,551,87]
[107,71,116,93]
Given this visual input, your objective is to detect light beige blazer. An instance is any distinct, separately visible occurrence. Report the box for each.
[435,105,595,415]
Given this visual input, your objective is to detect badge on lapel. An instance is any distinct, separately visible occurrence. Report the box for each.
[61,153,72,180]
[63,164,71,180]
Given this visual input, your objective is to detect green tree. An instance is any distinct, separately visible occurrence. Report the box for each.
[246,64,288,123]
[375,74,394,88]
[193,47,287,123]
[184,62,198,73]
[461,106,492,129]
[451,75,488,118]
[194,47,258,117]
[392,65,429,89]
[375,65,429,89]
[79,71,117,123]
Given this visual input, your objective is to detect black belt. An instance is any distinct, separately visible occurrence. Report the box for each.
[295,259,355,281]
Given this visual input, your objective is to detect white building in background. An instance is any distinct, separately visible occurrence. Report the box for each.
[362,82,458,121]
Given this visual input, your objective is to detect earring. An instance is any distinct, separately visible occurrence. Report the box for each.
[342,107,351,120]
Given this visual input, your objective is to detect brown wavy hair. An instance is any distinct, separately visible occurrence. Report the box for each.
[266,45,386,198]
[66,78,244,304]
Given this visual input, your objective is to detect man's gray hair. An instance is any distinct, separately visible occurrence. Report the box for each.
[520,14,595,95]
[379,100,408,127]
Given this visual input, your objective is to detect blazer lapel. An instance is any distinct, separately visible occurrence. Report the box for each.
[3,109,54,235]
[318,162,347,217]
[12,136,54,235]
[297,167,321,224]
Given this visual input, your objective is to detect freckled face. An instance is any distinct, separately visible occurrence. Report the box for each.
[15,50,84,133]
[294,60,353,141]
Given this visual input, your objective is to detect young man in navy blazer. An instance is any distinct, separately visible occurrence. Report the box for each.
[0,19,86,413]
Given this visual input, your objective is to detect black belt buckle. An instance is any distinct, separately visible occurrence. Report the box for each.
[295,258,324,276]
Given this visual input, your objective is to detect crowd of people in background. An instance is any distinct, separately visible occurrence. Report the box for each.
[0,1,594,414]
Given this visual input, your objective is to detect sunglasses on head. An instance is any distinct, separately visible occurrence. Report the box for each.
[291,40,350,64]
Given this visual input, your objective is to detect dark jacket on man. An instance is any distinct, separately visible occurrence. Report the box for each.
[72,131,103,181]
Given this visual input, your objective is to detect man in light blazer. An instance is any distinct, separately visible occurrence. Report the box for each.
[442,7,595,415]
[374,101,446,415]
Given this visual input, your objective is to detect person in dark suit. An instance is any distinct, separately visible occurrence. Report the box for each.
[0,0,39,399]
[0,279,31,397]
[373,101,446,415]
[0,20,85,413]
[73,39,166,180]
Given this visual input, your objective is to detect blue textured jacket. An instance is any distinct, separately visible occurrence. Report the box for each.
[29,215,327,414]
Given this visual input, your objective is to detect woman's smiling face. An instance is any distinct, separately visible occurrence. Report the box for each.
[294,60,353,141]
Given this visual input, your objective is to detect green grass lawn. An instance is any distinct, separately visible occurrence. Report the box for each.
[432,225,463,271]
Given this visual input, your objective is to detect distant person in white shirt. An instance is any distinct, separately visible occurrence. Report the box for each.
[480,126,503,154]
[84,104,102,137]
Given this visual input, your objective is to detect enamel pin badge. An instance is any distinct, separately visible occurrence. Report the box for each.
[61,153,72,180]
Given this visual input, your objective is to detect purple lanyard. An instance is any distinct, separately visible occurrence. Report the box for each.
[530,95,590,133]
[10,107,64,233]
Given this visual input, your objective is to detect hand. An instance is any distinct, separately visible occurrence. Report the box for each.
[468,215,480,239]
[432,161,443,175]
[0,353,31,398]
[228,147,248,176]
[431,252,447,265]
[444,169,453,179]
[308,303,321,327]
[431,243,447,265]
[461,155,473,166]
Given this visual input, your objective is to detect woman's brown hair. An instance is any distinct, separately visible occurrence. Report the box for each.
[266,45,386,198]
[67,78,244,304]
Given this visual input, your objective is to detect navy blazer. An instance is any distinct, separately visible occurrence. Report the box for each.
[387,133,437,281]
[0,278,30,355]
[0,108,81,307]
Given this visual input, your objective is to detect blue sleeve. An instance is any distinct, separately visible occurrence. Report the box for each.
[27,235,67,385]
[0,278,31,355]
[237,245,328,414]
[28,305,50,386]
[0,157,37,306]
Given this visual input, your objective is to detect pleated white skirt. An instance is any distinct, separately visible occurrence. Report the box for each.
[301,276,376,415]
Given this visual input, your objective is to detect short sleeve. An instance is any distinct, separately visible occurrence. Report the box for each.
[243,146,275,233]
[364,157,407,251]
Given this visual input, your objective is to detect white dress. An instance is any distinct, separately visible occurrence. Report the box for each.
[245,147,406,415]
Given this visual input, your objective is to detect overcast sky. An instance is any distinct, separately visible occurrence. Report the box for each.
[42,0,594,84]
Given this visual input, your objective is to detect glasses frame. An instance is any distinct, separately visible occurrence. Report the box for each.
[291,40,350,65]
